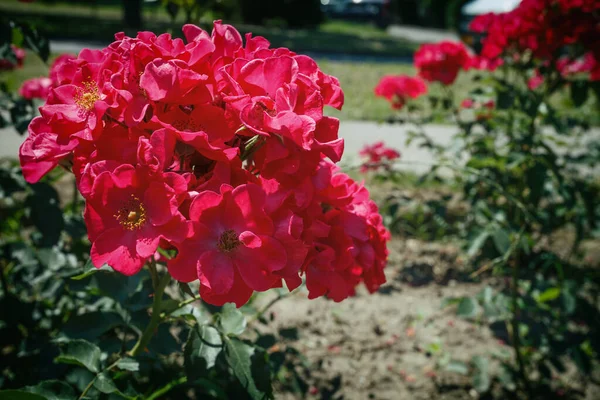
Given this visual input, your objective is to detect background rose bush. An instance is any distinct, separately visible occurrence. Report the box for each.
[370,0,600,397]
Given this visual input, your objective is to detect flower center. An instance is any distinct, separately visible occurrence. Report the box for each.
[217,229,241,252]
[114,195,147,230]
[75,81,100,111]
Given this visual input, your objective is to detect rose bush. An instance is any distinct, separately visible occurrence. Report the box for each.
[373,0,600,397]
[1,20,390,400]
[19,21,389,307]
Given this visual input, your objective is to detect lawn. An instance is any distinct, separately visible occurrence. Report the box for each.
[5,53,596,124]
[0,55,446,122]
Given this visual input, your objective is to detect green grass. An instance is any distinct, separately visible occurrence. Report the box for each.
[0,0,417,57]
[4,52,595,126]
[321,61,482,121]
[2,51,53,93]
[321,61,414,121]
[0,55,479,122]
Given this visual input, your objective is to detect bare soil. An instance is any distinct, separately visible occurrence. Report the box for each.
[256,237,600,400]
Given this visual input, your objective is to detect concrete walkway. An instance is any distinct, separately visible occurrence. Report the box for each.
[0,121,456,173]
[3,121,599,175]
[386,25,459,44]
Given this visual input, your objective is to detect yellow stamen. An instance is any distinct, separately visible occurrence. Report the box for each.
[114,195,147,230]
[75,81,100,112]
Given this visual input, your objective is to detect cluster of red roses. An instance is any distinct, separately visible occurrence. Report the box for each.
[18,22,389,306]
[471,0,599,80]
[375,41,480,110]
[359,141,400,173]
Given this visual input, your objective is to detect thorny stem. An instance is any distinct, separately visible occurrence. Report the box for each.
[129,270,171,357]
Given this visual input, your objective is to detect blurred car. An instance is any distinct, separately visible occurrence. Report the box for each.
[458,0,520,53]
[321,0,392,28]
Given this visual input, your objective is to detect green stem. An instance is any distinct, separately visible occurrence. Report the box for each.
[78,376,96,400]
[78,358,122,399]
[0,260,10,296]
[176,295,202,310]
[71,177,79,214]
[129,271,171,357]
[510,259,533,397]
[146,376,187,400]
[247,286,301,325]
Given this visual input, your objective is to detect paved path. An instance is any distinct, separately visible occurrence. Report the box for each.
[0,121,456,173]
[3,121,599,175]
[386,25,459,44]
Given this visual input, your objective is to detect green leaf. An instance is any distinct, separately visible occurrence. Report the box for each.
[70,260,110,280]
[444,360,469,375]
[171,304,210,326]
[62,311,123,340]
[472,356,490,393]
[536,287,560,303]
[178,281,196,298]
[571,81,588,107]
[184,325,223,381]
[473,369,491,393]
[456,297,479,319]
[492,228,510,255]
[479,286,493,305]
[225,338,272,400]
[25,380,76,400]
[19,23,50,62]
[93,372,118,394]
[55,339,101,373]
[219,303,247,336]
[0,391,46,400]
[116,357,139,372]
[561,288,576,315]
[526,162,546,206]
[26,183,64,247]
[467,230,490,258]
[92,270,143,304]
[496,90,514,110]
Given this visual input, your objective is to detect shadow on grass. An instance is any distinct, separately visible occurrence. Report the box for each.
[2,10,416,57]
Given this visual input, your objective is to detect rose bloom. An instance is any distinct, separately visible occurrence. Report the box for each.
[359,141,400,173]
[19,21,390,307]
[461,98,475,109]
[414,41,471,85]
[470,1,599,63]
[528,70,544,90]
[19,77,53,100]
[374,75,427,110]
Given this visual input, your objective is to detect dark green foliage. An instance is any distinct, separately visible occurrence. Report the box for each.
[381,53,600,397]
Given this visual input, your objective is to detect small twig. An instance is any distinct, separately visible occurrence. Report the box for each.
[470,228,526,279]
[247,286,302,325]
[146,376,187,400]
